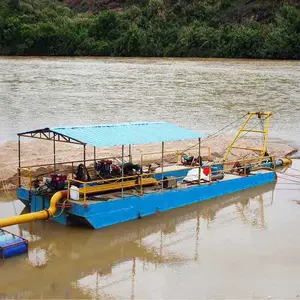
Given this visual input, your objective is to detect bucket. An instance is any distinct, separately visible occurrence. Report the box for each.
[70,185,80,201]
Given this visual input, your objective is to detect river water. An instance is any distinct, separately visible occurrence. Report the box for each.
[0,57,300,145]
[0,58,300,299]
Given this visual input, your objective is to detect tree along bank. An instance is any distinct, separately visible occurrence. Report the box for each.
[0,0,299,58]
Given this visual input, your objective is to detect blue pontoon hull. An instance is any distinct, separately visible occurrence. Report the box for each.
[18,170,276,229]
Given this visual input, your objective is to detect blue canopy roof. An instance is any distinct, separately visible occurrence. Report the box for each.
[50,122,205,147]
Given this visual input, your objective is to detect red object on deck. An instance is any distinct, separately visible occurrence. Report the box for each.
[203,167,210,176]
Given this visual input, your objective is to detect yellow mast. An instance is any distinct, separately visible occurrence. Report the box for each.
[223,111,272,161]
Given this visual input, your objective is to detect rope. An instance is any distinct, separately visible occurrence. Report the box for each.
[182,113,249,153]
[286,166,300,174]
[276,188,300,190]
[180,115,268,163]
[276,174,300,185]
[0,179,17,218]
[277,170,300,179]
[203,113,249,143]
[1,179,14,200]
[277,182,300,185]
[218,117,269,159]
[0,150,76,167]
[260,117,265,145]
[52,199,68,218]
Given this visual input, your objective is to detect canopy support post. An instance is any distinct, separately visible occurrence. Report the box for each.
[198,138,201,185]
[18,135,21,187]
[129,144,132,163]
[161,142,164,191]
[53,135,56,173]
[121,145,124,199]
[83,144,86,167]
[94,146,96,163]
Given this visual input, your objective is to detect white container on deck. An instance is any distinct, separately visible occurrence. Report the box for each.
[70,185,80,201]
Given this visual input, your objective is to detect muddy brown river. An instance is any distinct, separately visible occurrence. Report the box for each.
[0,58,300,299]
[0,57,300,144]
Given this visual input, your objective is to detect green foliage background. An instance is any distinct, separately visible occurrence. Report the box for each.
[0,0,299,58]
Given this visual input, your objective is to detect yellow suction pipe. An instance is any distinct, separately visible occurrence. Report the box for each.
[0,190,67,228]
[280,158,293,166]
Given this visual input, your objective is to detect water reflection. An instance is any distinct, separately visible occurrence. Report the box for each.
[0,183,276,299]
[71,186,275,299]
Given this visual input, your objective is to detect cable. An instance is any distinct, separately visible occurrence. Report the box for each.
[276,182,300,185]
[52,199,68,218]
[181,115,267,164]
[286,167,300,174]
[276,174,300,185]
[1,179,14,200]
[219,116,270,159]
[203,113,249,142]
[181,113,249,153]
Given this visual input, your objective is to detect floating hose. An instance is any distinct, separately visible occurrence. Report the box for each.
[0,190,67,228]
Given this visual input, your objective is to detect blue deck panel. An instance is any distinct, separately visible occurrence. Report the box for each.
[17,171,276,229]
[17,188,30,206]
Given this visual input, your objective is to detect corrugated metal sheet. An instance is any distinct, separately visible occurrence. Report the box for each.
[51,122,205,147]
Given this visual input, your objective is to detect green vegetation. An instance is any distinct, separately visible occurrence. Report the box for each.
[0,0,299,58]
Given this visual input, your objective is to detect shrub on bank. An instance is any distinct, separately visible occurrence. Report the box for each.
[0,0,299,58]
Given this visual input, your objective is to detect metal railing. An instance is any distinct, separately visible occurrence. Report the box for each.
[66,155,275,207]
[67,174,139,206]
[17,155,128,189]
[140,146,211,166]
[17,149,213,191]
[18,155,275,207]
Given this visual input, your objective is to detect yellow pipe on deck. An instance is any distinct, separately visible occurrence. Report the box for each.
[0,190,67,228]
[281,158,293,165]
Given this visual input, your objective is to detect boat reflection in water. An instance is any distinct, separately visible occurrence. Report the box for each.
[0,183,275,299]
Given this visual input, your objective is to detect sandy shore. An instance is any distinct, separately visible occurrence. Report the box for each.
[0,135,296,189]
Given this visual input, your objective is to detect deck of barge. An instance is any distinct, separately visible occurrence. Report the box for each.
[68,169,274,206]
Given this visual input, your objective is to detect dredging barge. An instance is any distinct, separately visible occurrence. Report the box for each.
[0,112,290,229]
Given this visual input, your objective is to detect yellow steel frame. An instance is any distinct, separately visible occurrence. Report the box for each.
[223,112,272,161]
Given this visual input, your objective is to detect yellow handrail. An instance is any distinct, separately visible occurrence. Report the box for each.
[14,155,275,208]
[67,155,275,205]
[21,155,128,169]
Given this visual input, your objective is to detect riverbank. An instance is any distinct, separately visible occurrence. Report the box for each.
[0,136,296,190]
